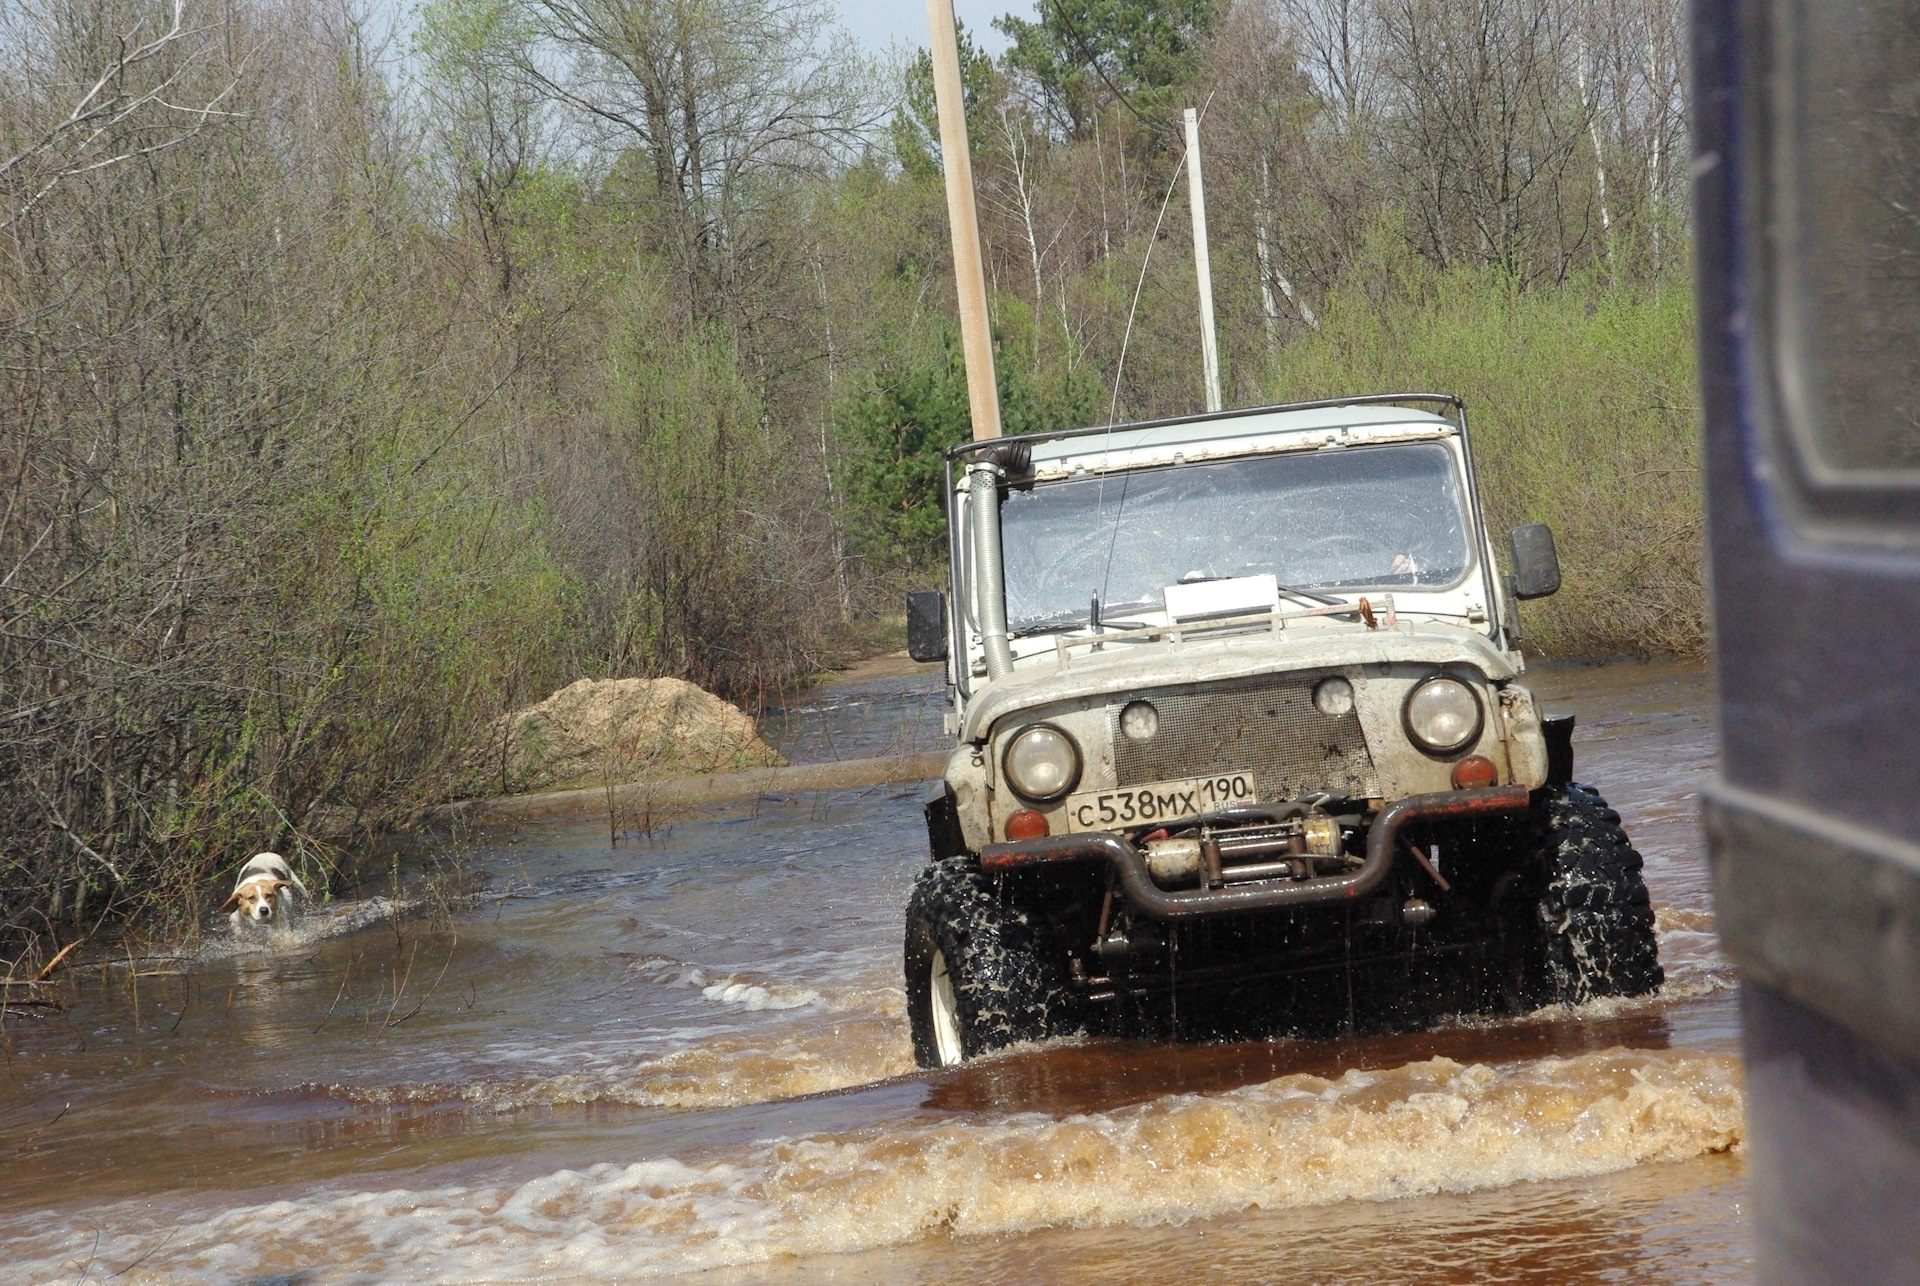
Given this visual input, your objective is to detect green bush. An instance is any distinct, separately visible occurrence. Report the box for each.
[598,302,809,689]
[838,322,1098,573]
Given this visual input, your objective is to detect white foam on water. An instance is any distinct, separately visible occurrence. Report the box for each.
[369,1009,913,1112]
[11,1046,1743,1283]
[187,896,424,962]
[331,978,913,1112]
[626,955,829,1012]
[701,979,816,1010]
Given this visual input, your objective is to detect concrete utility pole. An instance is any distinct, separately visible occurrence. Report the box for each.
[925,0,1001,440]
[1184,107,1223,414]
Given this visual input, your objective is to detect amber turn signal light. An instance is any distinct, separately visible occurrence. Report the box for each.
[1006,808,1050,840]
[1450,755,1499,789]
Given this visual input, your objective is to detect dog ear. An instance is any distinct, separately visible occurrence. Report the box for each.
[219,891,242,915]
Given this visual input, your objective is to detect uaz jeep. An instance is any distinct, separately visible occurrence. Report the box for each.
[901,394,1662,1066]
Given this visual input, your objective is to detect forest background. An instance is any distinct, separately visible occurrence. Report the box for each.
[0,0,1696,942]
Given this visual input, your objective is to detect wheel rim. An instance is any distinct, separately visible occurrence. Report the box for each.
[928,946,964,1066]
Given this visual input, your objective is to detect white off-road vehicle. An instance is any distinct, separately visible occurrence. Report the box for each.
[901,394,1661,1067]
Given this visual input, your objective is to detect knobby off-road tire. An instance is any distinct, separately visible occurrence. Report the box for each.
[1509,783,1664,1007]
[903,857,1077,1068]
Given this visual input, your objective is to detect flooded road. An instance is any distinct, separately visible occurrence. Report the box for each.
[0,658,1743,1283]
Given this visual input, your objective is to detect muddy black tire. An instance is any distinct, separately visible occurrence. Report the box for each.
[903,857,1075,1068]
[1505,783,1664,1007]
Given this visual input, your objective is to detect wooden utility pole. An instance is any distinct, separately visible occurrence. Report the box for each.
[925,0,1002,440]
[1184,107,1223,413]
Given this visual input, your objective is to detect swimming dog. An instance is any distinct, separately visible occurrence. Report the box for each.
[222,852,310,934]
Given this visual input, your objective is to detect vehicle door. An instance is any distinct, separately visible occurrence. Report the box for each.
[1697,4,1920,1280]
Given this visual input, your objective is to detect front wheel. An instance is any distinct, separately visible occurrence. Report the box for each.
[903,858,1076,1067]
[1497,783,1664,1007]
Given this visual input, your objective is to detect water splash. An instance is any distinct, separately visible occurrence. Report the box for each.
[332,1012,917,1114]
[13,1046,1742,1283]
[627,955,827,1011]
[186,896,424,962]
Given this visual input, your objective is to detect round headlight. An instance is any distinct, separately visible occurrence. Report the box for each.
[1313,676,1355,717]
[1003,724,1082,801]
[1404,675,1483,755]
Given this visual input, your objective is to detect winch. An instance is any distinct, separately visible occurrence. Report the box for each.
[1142,815,1350,888]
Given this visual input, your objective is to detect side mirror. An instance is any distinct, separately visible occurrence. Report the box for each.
[906,589,948,662]
[1508,523,1561,599]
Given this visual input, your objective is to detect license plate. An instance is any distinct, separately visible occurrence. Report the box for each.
[1064,772,1256,832]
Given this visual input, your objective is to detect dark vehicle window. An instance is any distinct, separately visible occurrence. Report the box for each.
[1772,0,1920,478]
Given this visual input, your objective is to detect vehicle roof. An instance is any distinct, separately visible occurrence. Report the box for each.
[1009,402,1458,481]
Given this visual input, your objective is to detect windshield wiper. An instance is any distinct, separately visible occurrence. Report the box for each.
[1011,612,1091,638]
[1011,595,1154,638]
[1278,583,1345,607]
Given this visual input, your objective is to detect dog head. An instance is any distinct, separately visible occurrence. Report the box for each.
[221,876,292,926]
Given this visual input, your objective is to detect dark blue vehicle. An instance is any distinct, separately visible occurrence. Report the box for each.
[1696,3,1920,1280]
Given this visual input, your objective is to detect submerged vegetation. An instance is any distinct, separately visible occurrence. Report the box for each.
[0,0,1692,946]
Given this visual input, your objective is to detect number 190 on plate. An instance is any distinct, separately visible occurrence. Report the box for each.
[1063,772,1255,832]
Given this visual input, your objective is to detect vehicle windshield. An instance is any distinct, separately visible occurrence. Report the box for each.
[998,441,1473,633]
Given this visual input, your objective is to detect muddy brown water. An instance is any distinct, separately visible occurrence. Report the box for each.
[0,659,1742,1283]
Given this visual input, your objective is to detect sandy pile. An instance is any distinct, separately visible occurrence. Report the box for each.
[461,677,784,796]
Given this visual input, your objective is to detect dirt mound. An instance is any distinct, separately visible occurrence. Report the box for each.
[462,678,784,796]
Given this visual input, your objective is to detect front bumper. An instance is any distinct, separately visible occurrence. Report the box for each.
[978,785,1531,920]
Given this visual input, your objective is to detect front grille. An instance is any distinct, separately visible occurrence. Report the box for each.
[1109,675,1379,802]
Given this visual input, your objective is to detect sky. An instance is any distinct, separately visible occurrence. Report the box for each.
[834,0,1036,57]
[365,0,1022,68]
